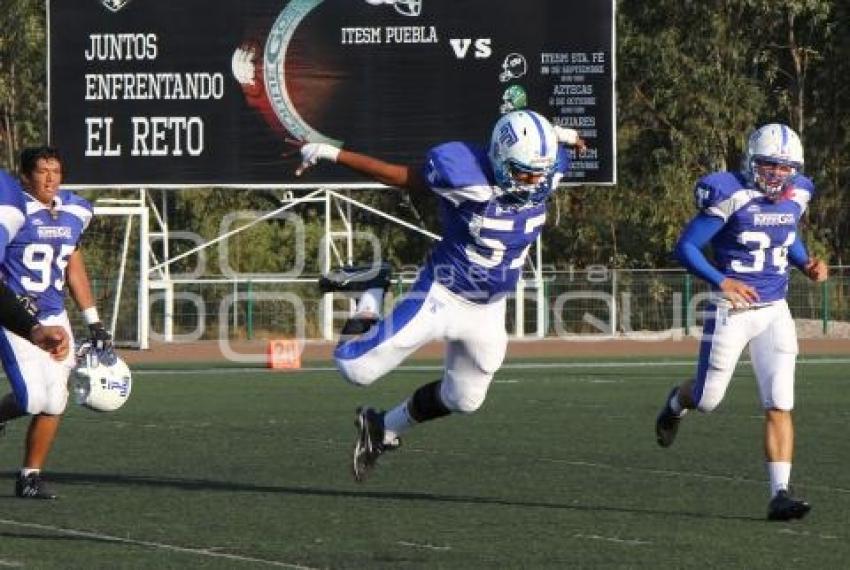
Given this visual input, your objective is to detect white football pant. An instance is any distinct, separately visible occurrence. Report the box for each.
[335,275,508,414]
[0,312,75,415]
[693,300,797,413]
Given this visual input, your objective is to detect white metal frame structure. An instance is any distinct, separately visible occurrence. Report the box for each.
[92,198,150,349]
[97,187,548,346]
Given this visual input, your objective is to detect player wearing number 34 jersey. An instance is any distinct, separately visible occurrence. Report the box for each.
[655,124,828,521]
[294,110,586,481]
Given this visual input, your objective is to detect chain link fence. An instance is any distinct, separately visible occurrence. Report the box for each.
[114,267,850,342]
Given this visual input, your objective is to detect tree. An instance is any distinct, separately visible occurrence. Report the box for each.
[0,0,47,171]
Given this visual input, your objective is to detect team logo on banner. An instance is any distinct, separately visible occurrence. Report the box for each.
[100,0,133,12]
[365,0,423,17]
[500,53,528,83]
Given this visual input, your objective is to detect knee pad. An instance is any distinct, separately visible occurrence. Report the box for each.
[440,381,487,414]
[695,382,725,413]
[22,391,46,416]
[43,391,69,416]
[763,378,795,411]
[335,358,380,387]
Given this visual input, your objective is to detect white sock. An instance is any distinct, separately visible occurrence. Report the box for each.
[382,400,415,444]
[767,461,791,497]
[669,392,688,416]
[356,287,385,316]
[21,468,39,477]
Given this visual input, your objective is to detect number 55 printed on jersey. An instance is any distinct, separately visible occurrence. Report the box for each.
[20,243,75,292]
[466,213,546,269]
[731,231,795,274]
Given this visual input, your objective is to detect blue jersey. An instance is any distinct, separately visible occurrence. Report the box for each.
[0,171,28,264]
[421,141,570,302]
[695,171,814,302]
[0,189,93,319]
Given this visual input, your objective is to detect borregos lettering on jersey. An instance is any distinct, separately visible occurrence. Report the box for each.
[36,227,73,240]
[753,213,794,226]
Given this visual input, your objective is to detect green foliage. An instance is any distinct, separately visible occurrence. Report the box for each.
[0,0,47,170]
[2,1,849,268]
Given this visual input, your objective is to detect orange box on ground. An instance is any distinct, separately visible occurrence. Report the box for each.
[267,339,302,370]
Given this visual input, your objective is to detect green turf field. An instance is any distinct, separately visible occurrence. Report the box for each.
[1,358,849,568]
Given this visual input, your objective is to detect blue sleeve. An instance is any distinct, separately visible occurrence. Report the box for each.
[0,226,10,264]
[0,170,27,265]
[422,142,491,189]
[674,213,727,287]
[555,146,570,174]
[787,234,809,269]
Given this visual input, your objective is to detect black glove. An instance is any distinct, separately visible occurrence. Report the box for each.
[88,322,114,352]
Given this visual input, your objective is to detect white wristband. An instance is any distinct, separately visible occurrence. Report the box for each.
[553,126,580,145]
[317,143,341,163]
[83,307,100,325]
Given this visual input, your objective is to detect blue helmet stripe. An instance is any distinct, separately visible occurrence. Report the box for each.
[527,112,548,157]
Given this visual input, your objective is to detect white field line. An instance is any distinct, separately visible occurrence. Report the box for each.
[572,533,650,546]
[0,519,316,569]
[397,541,451,551]
[129,357,850,376]
[777,528,840,540]
[0,561,23,568]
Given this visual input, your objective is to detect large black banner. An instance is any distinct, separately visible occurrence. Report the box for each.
[49,0,615,187]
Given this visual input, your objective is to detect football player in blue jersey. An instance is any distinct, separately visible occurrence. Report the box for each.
[654,124,827,521]
[0,146,112,499]
[294,110,585,481]
[0,171,69,358]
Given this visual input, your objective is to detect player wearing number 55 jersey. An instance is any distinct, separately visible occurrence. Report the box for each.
[0,146,112,500]
[294,110,585,481]
[655,124,828,521]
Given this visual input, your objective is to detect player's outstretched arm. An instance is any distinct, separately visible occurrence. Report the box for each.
[293,141,426,191]
[553,126,587,153]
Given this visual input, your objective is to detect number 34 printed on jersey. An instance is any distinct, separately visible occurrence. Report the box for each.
[21,243,75,292]
[732,231,795,274]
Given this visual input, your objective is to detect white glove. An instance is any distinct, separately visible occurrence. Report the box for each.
[553,126,580,145]
[231,44,258,87]
[295,143,341,176]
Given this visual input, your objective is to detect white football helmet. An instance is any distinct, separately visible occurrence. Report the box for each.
[69,346,132,412]
[489,110,558,200]
[745,123,804,198]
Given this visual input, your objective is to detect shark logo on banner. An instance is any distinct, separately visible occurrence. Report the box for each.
[100,0,133,12]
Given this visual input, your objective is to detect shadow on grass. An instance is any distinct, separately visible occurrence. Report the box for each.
[1,470,762,523]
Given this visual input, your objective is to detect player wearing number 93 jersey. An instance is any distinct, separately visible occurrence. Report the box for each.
[294,110,585,481]
[655,124,828,521]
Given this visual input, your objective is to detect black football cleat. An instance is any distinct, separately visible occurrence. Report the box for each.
[15,472,57,500]
[352,406,400,482]
[655,387,682,448]
[767,490,811,521]
[319,262,392,294]
[337,314,380,344]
